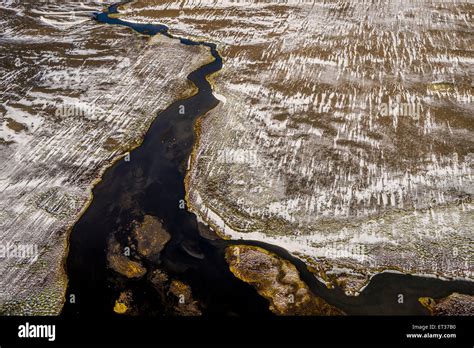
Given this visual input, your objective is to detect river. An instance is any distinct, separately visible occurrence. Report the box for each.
[63,2,474,317]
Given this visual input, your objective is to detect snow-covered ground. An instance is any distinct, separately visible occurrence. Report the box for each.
[122,0,473,294]
[0,0,210,314]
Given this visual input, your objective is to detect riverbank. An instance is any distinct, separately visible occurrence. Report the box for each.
[0,0,211,315]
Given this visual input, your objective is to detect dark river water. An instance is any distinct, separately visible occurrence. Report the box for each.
[63,2,474,317]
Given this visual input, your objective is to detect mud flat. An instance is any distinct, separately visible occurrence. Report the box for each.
[120,0,474,295]
[226,245,344,315]
[0,0,210,314]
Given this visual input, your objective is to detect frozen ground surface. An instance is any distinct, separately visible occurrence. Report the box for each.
[0,0,210,314]
[121,0,473,293]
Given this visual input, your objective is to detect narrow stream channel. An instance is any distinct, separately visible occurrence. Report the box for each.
[63,2,474,317]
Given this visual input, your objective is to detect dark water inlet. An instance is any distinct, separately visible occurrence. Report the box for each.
[63,2,474,317]
[64,1,272,317]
